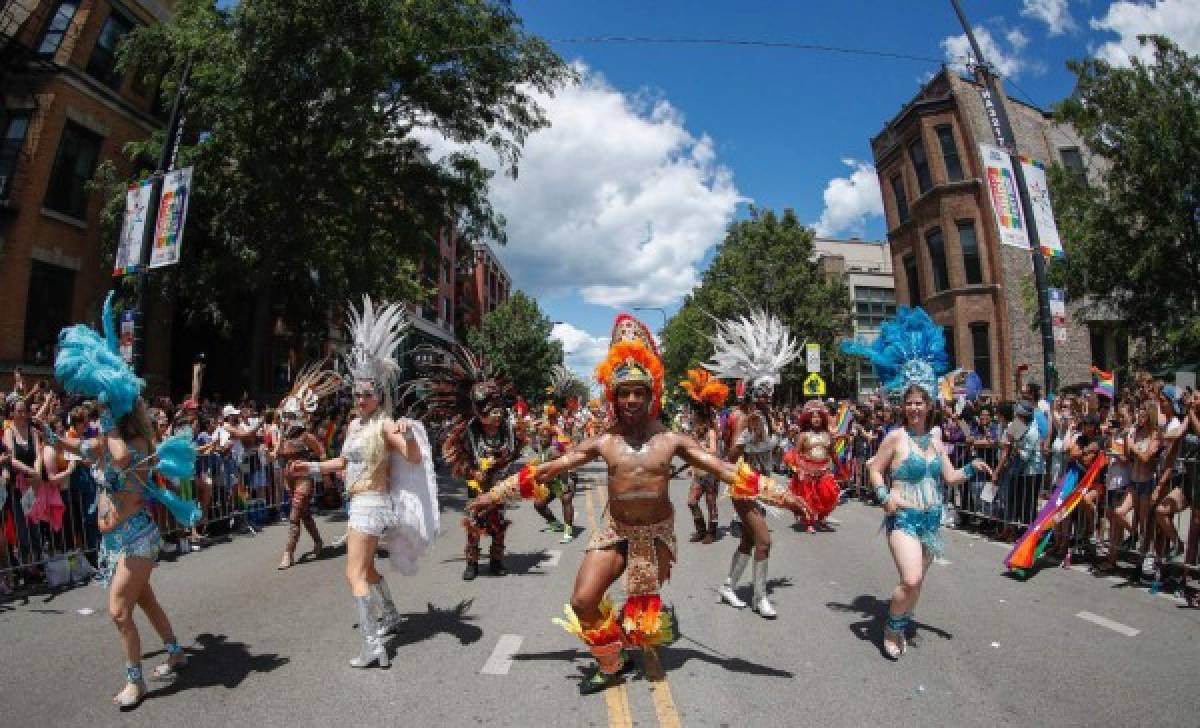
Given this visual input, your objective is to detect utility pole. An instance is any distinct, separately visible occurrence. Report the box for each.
[950,0,1057,395]
[132,57,192,376]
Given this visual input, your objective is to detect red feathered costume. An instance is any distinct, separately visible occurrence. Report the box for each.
[786,402,841,524]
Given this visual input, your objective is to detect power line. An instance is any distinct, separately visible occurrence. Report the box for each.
[443,34,961,66]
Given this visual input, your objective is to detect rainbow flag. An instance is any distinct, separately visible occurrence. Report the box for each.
[833,402,854,478]
[1091,366,1115,399]
[1004,451,1107,573]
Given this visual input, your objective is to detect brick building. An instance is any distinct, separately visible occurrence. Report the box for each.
[871,68,1123,399]
[1,0,174,389]
[455,239,510,333]
[812,237,895,399]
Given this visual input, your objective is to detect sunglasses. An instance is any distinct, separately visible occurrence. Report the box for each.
[354,391,376,399]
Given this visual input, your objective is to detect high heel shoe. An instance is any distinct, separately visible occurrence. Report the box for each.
[882,613,910,660]
[718,551,750,609]
[113,666,147,709]
[308,540,324,559]
[350,596,389,668]
[277,553,293,570]
[750,559,776,619]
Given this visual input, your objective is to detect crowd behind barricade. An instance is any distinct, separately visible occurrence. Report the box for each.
[673,372,1200,604]
[0,364,355,596]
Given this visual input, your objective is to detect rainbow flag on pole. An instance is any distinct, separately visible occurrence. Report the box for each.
[1091,366,1115,399]
[833,402,854,479]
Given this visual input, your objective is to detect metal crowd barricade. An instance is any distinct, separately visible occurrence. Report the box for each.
[0,443,321,594]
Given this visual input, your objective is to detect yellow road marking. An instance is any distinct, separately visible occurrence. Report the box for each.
[643,648,683,728]
[585,484,634,728]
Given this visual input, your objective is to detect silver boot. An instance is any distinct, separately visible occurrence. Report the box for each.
[718,551,751,608]
[751,559,776,618]
[371,577,403,637]
[350,595,389,668]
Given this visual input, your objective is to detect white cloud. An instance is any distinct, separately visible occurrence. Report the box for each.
[420,62,744,309]
[1090,0,1200,67]
[1021,0,1076,36]
[550,322,609,383]
[813,159,883,238]
[941,25,1032,78]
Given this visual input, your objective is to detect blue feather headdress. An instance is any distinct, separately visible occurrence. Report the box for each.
[54,291,144,420]
[840,306,949,398]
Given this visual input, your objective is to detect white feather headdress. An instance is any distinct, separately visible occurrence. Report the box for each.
[344,295,408,404]
[706,309,800,394]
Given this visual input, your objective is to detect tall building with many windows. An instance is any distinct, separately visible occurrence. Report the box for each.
[870,68,1123,399]
[813,237,895,399]
[1,0,175,388]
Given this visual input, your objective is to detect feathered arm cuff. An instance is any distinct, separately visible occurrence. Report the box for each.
[490,459,549,503]
[727,458,811,515]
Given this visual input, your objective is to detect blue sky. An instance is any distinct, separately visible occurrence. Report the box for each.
[474,1,1200,377]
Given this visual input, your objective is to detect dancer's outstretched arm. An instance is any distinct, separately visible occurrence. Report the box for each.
[467,437,601,513]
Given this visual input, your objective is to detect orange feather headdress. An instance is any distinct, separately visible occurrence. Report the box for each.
[679,367,729,410]
[594,314,664,415]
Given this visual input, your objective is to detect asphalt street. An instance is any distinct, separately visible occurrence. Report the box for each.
[2,460,1198,727]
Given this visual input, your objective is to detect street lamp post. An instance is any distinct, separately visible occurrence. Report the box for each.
[632,306,668,331]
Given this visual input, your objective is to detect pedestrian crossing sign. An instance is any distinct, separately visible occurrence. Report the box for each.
[803,372,826,397]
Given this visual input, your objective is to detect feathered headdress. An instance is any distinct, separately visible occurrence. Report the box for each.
[54,291,144,420]
[680,367,729,412]
[595,314,664,415]
[280,358,343,417]
[401,344,515,478]
[344,295,408,406]
[840,306,949,397]
[547,364,589,408]
[705,308,799,397]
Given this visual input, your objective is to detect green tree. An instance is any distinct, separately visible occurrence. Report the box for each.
[1049,35,1200,366]
[661,207,853,402]
[101,0,570,391]
[466,291,563,401]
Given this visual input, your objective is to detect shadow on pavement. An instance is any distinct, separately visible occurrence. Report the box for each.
[512,641,794,681]
[826,595,953,659]
[388,599,484,648]
[145,632,289,698]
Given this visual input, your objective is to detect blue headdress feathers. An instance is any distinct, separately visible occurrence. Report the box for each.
[840,306,949,398]
[54,291,144,420]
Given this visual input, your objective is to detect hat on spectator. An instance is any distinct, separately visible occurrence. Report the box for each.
[1161,385,1184,417]
[1015,402,1033,419]
[221,404,239,418]
[182,398,199,410]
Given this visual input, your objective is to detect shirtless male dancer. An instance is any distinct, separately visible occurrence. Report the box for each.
[468,315,806,694]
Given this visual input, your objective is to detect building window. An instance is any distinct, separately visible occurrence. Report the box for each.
[37,0,80,57]
[441,257,451,284]
[943,326,956,368]
[909,137,932,194]
[890,174,910,225]
[24,261,76,365]
[957,220,983,285]
[1059,147,1086,182]
[442,296,452,325]
[935,124,963,182]
[0,111,31,199]
[925,227,950,292]
[903,254,921,306]
[970,322,992,389]
[86,10,135,88]
[44,121,103,220]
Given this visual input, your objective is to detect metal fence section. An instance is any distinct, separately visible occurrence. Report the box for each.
[1,446,343,593]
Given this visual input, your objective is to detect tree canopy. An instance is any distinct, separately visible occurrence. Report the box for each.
[101,0,570,390]
[1049,35,1200,366]
[660,207,853,403]
[466,291,563,402]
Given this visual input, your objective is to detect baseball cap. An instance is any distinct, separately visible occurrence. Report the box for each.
[221,404,240,418]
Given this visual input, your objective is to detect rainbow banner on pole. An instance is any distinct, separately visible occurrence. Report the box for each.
[833,402,853,478]
[1091,366,1115,399]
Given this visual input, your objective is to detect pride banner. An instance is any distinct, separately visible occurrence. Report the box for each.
[979,143,1029,250]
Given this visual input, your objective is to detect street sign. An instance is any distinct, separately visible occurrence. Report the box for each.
[803,372,826,397]
[806,343,820,373]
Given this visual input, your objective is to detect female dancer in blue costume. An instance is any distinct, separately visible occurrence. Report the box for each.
[40,292,200,708]
[866,384,990,658]
[843,307,990,659]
